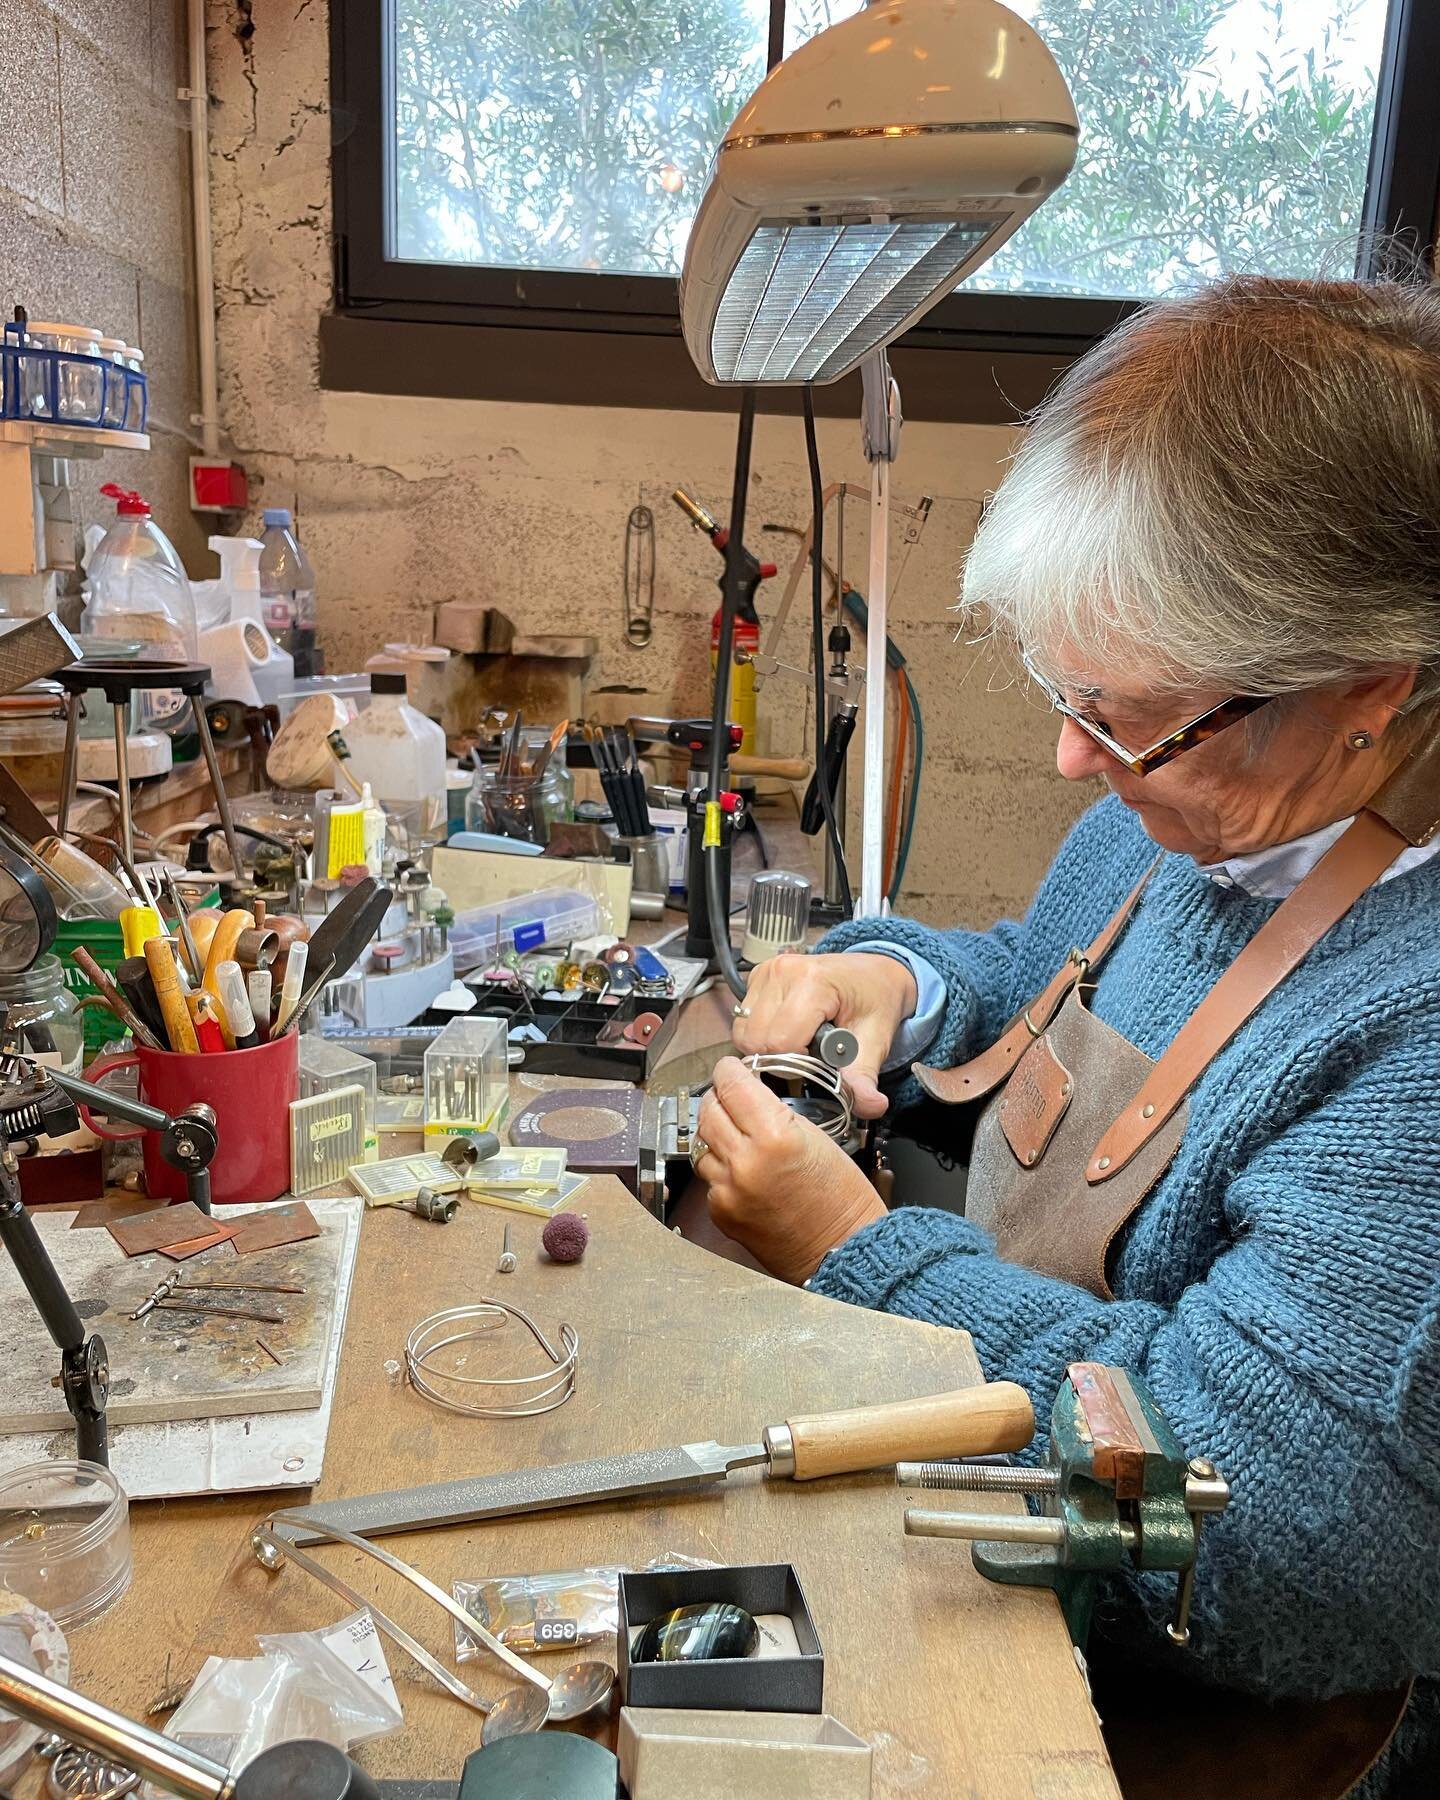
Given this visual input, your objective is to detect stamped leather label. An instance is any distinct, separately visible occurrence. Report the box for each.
[999,1034,1074,1168]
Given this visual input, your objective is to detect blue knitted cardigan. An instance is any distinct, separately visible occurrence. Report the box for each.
[814,795,1440,1793]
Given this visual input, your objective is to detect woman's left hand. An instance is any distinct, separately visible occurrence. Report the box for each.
[694,1056,886,1283]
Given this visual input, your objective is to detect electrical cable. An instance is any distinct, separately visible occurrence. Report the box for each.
[893,665,924,902]
[802,390,853,916]
[704,388,757,1001]
[884,664,909,889]
[837,586,924,902]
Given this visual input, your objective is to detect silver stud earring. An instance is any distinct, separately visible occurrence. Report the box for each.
[1348,730,1374,751]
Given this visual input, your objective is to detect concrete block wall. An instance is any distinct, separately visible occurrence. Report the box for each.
[0,0,205,566]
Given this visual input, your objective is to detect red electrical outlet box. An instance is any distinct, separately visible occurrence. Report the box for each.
[190,457,249,513]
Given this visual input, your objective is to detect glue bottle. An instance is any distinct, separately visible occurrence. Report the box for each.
[360,782,387,876]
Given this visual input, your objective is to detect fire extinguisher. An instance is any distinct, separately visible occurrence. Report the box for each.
[674,488,776,752]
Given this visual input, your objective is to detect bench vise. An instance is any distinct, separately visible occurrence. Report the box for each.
[900,1362,1230,1649]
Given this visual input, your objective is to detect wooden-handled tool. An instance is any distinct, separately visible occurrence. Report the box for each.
[729,753,812,782]
[285,1380,1036,1544]
[776,1382,1034,1481]
[143,937,198,1054]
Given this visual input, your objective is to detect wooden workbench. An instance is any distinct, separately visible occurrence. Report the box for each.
[56,1178,1116,1797]
[35,793,1117,1794]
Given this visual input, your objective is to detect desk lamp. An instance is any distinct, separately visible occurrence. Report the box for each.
[680,0,1077,917]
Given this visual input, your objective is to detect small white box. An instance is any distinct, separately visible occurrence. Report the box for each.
[618,1707,872,1799]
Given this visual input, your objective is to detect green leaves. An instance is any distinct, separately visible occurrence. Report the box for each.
[391,0,1383,293]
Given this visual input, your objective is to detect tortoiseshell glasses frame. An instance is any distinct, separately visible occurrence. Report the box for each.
[1024,657,1277,776]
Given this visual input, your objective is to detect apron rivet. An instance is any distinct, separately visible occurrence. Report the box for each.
[1097,1156,1111,1170]
[1062,1083,1072,1097]
[1026,1150,1037,1164]
[1142,1103,1155,1119]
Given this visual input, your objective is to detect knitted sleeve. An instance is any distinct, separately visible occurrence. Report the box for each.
[809,1047,1440,1702]
[813,796,1150,1071]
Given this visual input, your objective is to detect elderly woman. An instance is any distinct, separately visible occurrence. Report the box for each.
[692,277,1440,1794]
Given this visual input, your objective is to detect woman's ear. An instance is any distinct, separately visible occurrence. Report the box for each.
[1339,666,1418,743]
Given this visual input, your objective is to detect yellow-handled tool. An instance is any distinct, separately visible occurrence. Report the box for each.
[286,1381,1036,1544]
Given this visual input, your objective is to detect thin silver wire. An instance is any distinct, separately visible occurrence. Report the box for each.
[404,1299,579,1419]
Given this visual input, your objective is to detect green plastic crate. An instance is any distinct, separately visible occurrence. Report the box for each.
[58,892,219,1055]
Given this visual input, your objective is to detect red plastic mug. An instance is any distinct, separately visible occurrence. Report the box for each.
[82,1034,299,1206]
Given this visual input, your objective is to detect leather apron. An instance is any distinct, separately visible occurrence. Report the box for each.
[908,734,1440,1795]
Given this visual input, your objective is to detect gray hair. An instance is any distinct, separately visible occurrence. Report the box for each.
[961,276,1440,711]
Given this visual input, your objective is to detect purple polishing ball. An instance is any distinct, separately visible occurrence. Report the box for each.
[541,1211,590,1263]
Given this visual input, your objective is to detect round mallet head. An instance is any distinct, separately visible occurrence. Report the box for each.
[541,1211,590,1264]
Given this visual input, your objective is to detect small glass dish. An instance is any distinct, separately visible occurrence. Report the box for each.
[0,1460,132,1627]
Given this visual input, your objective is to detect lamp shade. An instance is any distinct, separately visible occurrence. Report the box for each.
[680,0,1078,385]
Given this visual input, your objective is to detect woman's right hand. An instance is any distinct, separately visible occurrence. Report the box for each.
[732,951,918,1119]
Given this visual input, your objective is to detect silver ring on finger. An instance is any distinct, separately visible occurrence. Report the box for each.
[689,1135,709,1168]
[732,1003,751,1018]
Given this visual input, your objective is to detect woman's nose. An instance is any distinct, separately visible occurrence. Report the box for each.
[1055,715,1114,782]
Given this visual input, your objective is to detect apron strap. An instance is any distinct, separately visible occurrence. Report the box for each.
[1367,709,1440,846]
[1087,808,1407,1183]
[914,859,1160,1106]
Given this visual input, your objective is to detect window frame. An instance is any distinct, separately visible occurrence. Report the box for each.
[327,0,1440,414]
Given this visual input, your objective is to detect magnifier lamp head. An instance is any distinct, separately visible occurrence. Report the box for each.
[680,0,1078,386]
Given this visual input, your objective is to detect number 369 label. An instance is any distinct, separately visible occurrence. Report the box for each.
[534,1617,580,1645]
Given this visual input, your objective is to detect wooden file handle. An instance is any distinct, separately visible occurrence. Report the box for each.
[783,1382,1034,1481]
[729,753,812,782]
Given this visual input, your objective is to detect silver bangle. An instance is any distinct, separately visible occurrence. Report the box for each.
[405,1299,579,1419]
[738,1051,856,1143]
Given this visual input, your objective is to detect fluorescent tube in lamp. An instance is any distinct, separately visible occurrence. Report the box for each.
[680,0,1078,385]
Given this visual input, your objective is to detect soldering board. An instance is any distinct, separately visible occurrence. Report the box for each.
[0,1198,359,1436]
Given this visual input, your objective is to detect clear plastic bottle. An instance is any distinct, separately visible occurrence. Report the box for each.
[85,485,198,729]
[258,508,317,648]
[339,672,447,843]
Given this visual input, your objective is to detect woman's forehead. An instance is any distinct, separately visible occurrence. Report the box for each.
[1028,635,1212,707]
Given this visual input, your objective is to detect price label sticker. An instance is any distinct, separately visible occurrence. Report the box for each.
[534,1617,580,1646]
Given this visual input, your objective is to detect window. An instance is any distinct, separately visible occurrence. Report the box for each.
[328,0,1440,412]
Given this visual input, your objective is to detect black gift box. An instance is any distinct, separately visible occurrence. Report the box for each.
[617,1563,824,1714]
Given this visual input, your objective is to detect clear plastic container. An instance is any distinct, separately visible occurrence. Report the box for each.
[339,672,447,842]
[299,1035,379,1113]
[85,486,198,729]
[0,1460,132,1627]
[275,673,371,722]
[97,336,128,427]
[259,508,317,645]
[449,887,601,971]
[120,345,146,432]
[422,1015,508,1141]
[20,322,104,423]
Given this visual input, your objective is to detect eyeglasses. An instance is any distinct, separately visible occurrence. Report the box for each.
[1023,657,1276,776]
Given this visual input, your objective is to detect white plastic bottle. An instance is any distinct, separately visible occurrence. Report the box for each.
[85,485,198,729]
[258,508,316,647]
[206,536,294,707]
[339,672,447,841]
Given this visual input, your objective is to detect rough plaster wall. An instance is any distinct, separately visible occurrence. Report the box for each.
[205,0,1094,925]
[0,0,204,567]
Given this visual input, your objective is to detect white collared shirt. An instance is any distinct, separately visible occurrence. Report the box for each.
[1201,816,1440,899]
